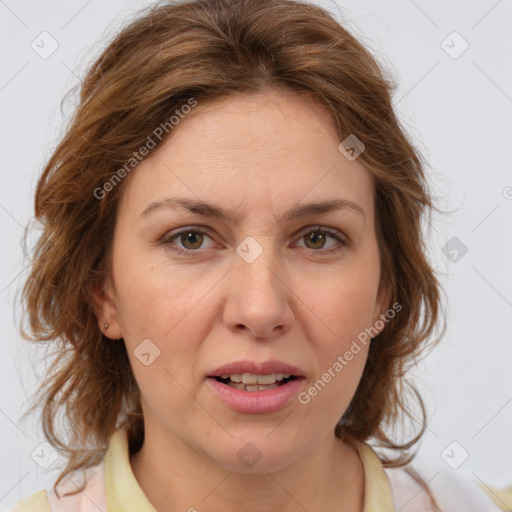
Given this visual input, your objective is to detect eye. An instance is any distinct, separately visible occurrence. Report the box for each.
[294,227,347,254]
[161,227,216,256]
[161,225,347,257]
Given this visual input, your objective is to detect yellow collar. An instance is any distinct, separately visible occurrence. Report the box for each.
[105,428,394,511]
[355,440,395,511]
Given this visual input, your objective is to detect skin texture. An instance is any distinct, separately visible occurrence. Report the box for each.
[94,89,391,512]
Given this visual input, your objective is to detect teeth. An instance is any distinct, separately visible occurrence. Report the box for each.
[231,383,280,392]
[257,373,277,385]
[215,373,296,391]
[241,373,258,385]
[216,372,294,390]
[258,384,279,390]
[224,373,291,385]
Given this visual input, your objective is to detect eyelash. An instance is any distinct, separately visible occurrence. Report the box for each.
[160,225,347,258]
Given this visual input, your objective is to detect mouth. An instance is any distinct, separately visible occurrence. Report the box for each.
[211,372,299,392]
[206,360,305,413]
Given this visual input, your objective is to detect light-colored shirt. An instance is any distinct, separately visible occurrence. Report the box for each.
[9,427,504,511]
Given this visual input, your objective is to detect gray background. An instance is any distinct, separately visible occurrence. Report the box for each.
[1,0,511,508]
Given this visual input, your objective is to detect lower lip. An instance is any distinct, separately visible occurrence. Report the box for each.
[207,377,304,414]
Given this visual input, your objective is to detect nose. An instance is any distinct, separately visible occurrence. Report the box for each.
[222,243,294,340]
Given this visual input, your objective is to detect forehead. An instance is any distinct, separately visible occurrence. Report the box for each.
[118,90,375,224]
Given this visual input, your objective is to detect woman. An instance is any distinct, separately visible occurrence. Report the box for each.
[12,0,503,510]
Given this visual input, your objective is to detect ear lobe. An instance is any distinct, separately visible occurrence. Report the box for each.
[91,280,123,340]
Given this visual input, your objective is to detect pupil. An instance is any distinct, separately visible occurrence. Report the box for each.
[307,231,325,249]
[182,231,202,249]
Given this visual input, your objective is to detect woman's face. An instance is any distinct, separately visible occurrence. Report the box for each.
[97,89,390,472]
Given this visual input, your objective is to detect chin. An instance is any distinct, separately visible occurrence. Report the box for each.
[206,435,308,474]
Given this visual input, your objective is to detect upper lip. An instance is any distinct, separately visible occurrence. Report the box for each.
[208,360,305,378]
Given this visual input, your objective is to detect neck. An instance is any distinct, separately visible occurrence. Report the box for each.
[130,424,365,512]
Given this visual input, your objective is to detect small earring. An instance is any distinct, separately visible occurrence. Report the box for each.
[104,323,109,330]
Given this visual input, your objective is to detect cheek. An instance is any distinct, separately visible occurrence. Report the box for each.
[298,286,372,423]
[111,251,219,403]
[297,262,378,400]
[111,242,219,342]
[303,263,381,343]
[297,341,369,435]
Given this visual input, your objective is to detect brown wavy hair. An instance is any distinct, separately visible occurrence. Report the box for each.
[20,0,446,500]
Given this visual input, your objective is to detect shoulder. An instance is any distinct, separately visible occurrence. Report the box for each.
[8,490,51,512]
[8,461,106,512]
[384,466,505,512]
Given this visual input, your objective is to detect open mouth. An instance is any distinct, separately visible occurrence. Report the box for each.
[212,373,298,392]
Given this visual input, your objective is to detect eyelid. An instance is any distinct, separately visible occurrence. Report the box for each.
[161,225,217,247]
[295,224,346,240]
[292,225,348,252]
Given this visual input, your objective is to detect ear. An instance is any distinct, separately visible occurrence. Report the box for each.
[370,278,393,338]
[91,278,124,340]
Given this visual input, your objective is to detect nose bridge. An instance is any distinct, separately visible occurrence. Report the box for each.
[236,233,282,302]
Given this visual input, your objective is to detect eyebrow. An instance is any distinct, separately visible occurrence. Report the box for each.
[139,196,365,222]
